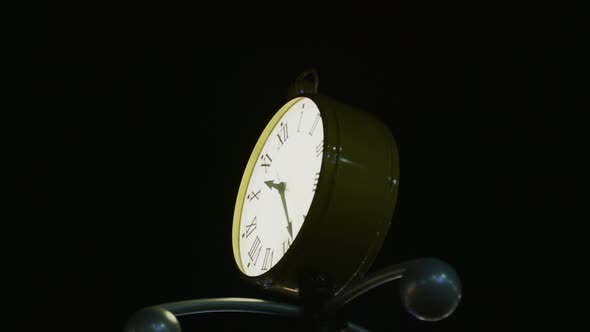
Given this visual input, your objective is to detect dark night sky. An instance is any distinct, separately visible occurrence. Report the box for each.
[21,4,584,332]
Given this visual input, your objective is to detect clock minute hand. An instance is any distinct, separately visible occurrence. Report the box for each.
[264,180,293,239]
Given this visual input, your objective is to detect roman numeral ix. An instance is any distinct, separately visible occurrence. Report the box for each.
[243,216,257,238]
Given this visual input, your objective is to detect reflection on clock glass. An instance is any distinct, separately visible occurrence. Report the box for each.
[239,97,324,276]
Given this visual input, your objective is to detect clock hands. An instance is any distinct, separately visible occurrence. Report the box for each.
[264,180,293,239]
[264,180,284,192]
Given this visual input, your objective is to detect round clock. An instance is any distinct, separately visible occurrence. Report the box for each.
[232,76,400,296]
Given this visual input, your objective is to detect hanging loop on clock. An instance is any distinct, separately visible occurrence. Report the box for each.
[288,69,319,98]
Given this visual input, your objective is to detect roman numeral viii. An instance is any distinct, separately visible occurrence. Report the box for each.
[248,236,262,265]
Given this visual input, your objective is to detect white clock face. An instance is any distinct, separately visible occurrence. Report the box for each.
[238,97,324,276]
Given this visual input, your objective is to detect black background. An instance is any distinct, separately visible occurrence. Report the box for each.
[23,4,583,332]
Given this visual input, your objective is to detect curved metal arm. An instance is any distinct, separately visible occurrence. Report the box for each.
[125,297,369,332]
[124,258,461,331]
[324,262,408,313]
[158,297,301,317]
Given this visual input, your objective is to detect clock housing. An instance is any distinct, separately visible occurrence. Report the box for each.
[232,94,400,296]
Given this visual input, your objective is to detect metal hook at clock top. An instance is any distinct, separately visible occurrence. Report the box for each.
[288,69,319,97]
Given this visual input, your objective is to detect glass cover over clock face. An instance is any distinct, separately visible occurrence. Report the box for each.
[238,97,324,276]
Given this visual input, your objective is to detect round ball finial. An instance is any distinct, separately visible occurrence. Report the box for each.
[124,307,181,332]
[400,258,462,321]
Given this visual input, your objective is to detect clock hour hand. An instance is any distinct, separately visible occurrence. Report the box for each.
[264,180,284,192]
[264,180,293,239]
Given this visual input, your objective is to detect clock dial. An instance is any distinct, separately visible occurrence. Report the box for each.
[238,97,324,276]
